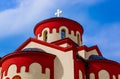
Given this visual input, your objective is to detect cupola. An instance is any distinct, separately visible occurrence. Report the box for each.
[34,17,84,45]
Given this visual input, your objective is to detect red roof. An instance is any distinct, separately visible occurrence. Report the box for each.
[34,17,84,36]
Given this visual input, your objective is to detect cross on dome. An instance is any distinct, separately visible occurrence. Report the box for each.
[55,9,62,17]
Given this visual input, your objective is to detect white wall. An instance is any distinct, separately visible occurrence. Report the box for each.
[113,75,116,79]
[79,70,83,79]
[78,48,100,59]
[118,75,120,79]
[54,57,63,79]
[22,41,74,79]
[37,26,82,45]
[85,49,98,59]
[2,63,50,79]
[98,70,110,79]
[59,43,70,48]
[78,50,86,58]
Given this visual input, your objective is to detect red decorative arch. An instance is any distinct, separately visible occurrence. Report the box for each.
[6,77,10,79]
[12,75,21,79]
[34,17,84,41]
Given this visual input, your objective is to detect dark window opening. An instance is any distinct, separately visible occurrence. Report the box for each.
[61,29,66,39]
[77,34,80,45]
[43,31,48,42]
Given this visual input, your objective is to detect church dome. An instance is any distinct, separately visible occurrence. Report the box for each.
[34,17,84,45]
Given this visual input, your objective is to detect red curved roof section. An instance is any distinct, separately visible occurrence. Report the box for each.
[88,60,120,75]
[34,17,84,36]
[0,52,55,79]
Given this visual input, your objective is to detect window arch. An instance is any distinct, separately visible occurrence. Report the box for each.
[98,70,110,79]
[12,75,21,79]
[77,34,80,45]
[113,75,116,79]
[61,29,66,39]
[90,73,95,79]
[43,30,48,42]
[6,77,10,79]
[79,70,83,79]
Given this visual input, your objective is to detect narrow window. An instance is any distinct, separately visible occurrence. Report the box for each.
[43,30,48,42]
[77,34,80,45]
[61,29,66,39]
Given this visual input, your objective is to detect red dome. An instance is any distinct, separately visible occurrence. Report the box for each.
[0,51,55,76]
[34,17,84,36]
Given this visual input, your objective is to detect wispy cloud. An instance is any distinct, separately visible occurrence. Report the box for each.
[0,0,105,39]
[83,22,120,61]
[0,0,120,62]
[0,0,56,38]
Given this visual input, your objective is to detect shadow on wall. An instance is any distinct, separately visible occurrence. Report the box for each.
[54,57,64,79]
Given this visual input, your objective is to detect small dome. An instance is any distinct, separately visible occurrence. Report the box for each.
[34,17,84,45]
[89,55,106,60]
[34,17,84,36]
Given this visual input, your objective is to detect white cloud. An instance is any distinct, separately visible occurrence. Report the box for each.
[0,0,56,38]
[83,22,120,61]
[0,0,105,39]
[0,0,119,62]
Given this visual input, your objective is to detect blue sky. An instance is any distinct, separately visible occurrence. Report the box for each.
[0,0,120,62]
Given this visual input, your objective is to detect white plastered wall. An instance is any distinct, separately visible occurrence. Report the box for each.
[78,50,86,58]
[54,57,63,79]
[98,70,110,79]
[2,63,50,79]
[113,75,116,79]
[59,43,70,48]
[118,75,120,79]
[22,41,74,79]
[79,70,83,79]
[37,26,82,46]
[85,49,99,59]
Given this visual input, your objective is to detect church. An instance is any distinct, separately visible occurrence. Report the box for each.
[0,10,120,79]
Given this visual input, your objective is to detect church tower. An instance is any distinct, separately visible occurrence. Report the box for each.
[34,17,83,45]
[0,10,120,79]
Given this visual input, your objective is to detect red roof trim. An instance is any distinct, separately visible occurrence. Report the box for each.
[78,45,102,56]
[12,75,21,79]
[0,52,56,65]
[34,17,83,42]
[88,60,120,65]
[15,38,73,52]
[34,17,83,34]
[51,38,79,47]
[88,60,120,73]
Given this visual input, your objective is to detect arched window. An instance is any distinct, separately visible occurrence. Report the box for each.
[98,70,110,79]
[61,29,66,39]
[79,70,83,79]
[43,30,48,42]
[90,73,95,79]
[77,34,80,45]
[12,75,21,79]
[113,75,116,79]
[6,77,10,79]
